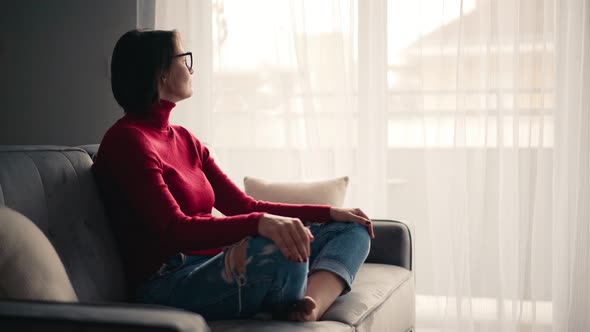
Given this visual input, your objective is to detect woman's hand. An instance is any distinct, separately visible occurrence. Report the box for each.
[258,213,314,263]
[329,207,375,239]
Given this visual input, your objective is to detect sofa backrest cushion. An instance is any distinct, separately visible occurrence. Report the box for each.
[0,146,127,302]
[0,207,78,302]
[77,144,99,160]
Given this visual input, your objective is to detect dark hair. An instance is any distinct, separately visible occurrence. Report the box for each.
[111,29,178,113]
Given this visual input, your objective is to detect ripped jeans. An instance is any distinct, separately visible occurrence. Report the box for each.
[134,221,371,320]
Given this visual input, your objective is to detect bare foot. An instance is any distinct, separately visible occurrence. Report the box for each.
[287,296,319,322]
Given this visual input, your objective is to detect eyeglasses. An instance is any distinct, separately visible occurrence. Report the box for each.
[174,52,193,71]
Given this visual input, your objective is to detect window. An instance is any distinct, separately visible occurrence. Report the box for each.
[210,0,554,149]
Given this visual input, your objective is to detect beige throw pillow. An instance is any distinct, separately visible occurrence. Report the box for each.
[0,207,78,302]
[243,176,349,207]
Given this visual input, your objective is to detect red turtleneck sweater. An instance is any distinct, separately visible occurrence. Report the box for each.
[92,100,331,284]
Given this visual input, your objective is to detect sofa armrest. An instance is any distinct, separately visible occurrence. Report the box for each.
[0,299,210,332]
[365,220,412,270]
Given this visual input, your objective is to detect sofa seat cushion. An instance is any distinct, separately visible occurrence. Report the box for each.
[322,263,415,332]
[210,263,413,332]
[210,319,353,332]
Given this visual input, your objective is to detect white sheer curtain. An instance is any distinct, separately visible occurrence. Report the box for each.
[151,0,589,331]
[553,0,590,331]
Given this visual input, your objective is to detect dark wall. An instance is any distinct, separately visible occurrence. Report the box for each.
[0,0,138,145]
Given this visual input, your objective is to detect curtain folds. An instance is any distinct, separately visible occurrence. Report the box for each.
[151,0,589,330]
[553,0,590,331]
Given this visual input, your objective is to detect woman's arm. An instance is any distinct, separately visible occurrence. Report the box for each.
[96,128,264,253]
[197,142,331,222]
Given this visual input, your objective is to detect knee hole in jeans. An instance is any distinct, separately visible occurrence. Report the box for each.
[223,237,251,283]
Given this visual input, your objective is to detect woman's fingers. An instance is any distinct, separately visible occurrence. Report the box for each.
[286,222,309,261]
[305,226,314,241]
[277,231,299,261]
[292,220,311,258]
[350,212,370,224]
[262,214,363,260]
[350,212,375,239]
[259,214,312,262]
[271,235,288,258]
[275,220,310,262]
[354,208,370,221]
[366,221,375,239]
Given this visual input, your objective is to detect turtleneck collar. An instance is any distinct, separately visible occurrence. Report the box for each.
[129,99,176,131]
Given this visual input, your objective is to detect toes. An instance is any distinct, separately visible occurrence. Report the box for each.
[299,296,317,314]
[287,297,319,321]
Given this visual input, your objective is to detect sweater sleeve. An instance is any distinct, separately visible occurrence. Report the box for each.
[197,140,332,222]
[100,128,263,253]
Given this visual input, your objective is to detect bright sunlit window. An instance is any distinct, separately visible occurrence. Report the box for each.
[210,0,553,149]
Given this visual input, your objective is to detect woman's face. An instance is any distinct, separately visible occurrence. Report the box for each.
[158,36,193,103]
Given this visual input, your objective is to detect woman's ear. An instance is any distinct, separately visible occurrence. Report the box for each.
[158,69,167,83]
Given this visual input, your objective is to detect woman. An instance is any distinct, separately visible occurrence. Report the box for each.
[93,28,374,322]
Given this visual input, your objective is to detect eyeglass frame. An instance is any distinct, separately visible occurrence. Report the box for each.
[174,52,193,71]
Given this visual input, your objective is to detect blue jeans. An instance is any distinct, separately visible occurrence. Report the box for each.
[134,221,371,320]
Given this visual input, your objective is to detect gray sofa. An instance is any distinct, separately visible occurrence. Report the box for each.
[0,145,415,332]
